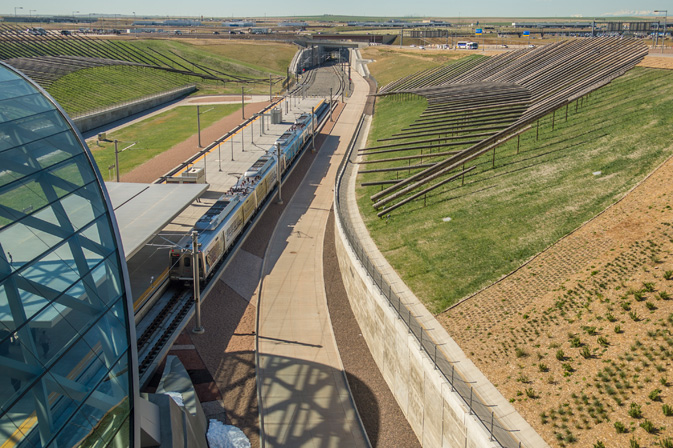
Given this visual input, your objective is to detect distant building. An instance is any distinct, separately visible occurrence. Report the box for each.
[223,21,255,27]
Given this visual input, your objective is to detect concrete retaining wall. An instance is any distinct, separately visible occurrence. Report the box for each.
[333,221,498,448]
[72,85,196,133]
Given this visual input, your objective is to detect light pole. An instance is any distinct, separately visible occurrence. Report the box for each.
[241,87,245,119]
[72,11,79,22]
[655,10,668,53]
[14,6,23,17]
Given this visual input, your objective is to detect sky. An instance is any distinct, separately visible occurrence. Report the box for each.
[3,0,669,20]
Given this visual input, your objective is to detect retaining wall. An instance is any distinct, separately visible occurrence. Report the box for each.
[72,85,196,133]
[334,220,499,448]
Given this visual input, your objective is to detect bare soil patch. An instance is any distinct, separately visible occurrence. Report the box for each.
[439,155,673,446]
[639,55,673,70]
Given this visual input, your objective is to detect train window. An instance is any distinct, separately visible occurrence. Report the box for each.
[184,257,191,267]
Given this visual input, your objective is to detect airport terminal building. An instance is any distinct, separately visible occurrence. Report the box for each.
[0,62,137,446]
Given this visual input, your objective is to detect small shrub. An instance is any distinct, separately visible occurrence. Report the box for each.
[615,325,623,334]
[584,326,597,336]
[614,421,628,433]
[515,347,528,358]
[606,312,617,322]
[649,389,662,401]
[630,311,640,321]
[659,437,673,448]
[640,419,656,433]
[630,437,640,448]
[539,363,549,372]
[622,301,632,311]
[661,377,669,387]
[663,404,673,416]
[594,442,606,448]
[556,349,566,361]
[571,336,582,347]
[660,291,671,300]
[664,270,673,280]
[581,346,592,359]
[598,336,609,347]
[646,301,657,310]
[629,402,643,418]
[517,374,529,383]
[643,282,656,292]
[525,388,537,399]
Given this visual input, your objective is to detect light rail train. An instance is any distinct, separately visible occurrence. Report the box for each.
[169,101,329,282]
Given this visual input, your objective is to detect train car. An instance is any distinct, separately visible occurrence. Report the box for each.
[170,102,329,282]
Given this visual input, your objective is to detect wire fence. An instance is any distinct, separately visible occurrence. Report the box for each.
[333,113,523,448]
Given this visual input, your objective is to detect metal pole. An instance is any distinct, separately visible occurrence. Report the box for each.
[231,136,234,161]
[241,87,245,119]
[276,142,283,204]
[269,74,272,101]
[251,120,254,145]
[242,130,245,152]
[218,144,222,171]
[192,231,204,334]
[114,140,120,182]
[197,105,202,147]
[330,87,333,122]
[311,106,316,153]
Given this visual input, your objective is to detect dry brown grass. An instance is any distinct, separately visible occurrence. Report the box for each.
[439,154,673,447]
[639,55,673,70]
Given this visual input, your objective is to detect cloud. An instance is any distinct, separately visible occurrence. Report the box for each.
[602,10,655,17]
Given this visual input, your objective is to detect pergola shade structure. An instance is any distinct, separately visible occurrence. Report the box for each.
[0,61,135,447]
[364,38,649,216]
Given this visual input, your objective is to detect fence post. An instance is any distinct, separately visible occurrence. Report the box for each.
[469,387,473,414]
[451,364,455,392]
[490,411,494,441]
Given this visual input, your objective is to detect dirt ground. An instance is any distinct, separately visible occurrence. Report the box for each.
[638,54,673,70]
[439,150,673,446]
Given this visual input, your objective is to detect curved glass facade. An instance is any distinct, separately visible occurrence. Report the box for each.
[0,62,135,447]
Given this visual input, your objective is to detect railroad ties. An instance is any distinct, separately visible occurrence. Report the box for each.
[362,38,649,217]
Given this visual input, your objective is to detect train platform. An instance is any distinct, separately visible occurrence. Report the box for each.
[255,72,370,446]
[125,96,325,314]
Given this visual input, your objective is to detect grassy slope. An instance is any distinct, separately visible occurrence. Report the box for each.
[89,104,241,178]
[357,67,673,313]
[46,39,296,115]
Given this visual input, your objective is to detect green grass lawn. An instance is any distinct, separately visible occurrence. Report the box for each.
[88,104,241,179]
[357,67,673,313]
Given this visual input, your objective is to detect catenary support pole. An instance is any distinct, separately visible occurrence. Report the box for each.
[192,231,204,334]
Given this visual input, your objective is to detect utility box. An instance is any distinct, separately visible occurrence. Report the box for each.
[166,167,206,184]
[270,107,282,124]
[98,132,107,141]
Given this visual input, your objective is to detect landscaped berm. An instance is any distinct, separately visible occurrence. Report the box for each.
[358,38,673,447]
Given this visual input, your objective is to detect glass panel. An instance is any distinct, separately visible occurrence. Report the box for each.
[104,415,130,448]
[0,78,37,101]
[0,92,54,124]
[0,110,68,152]
[83,302,129,364]
[0,399,39,448]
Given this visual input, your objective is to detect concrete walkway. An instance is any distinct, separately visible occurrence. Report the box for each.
[256,74,370,447]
